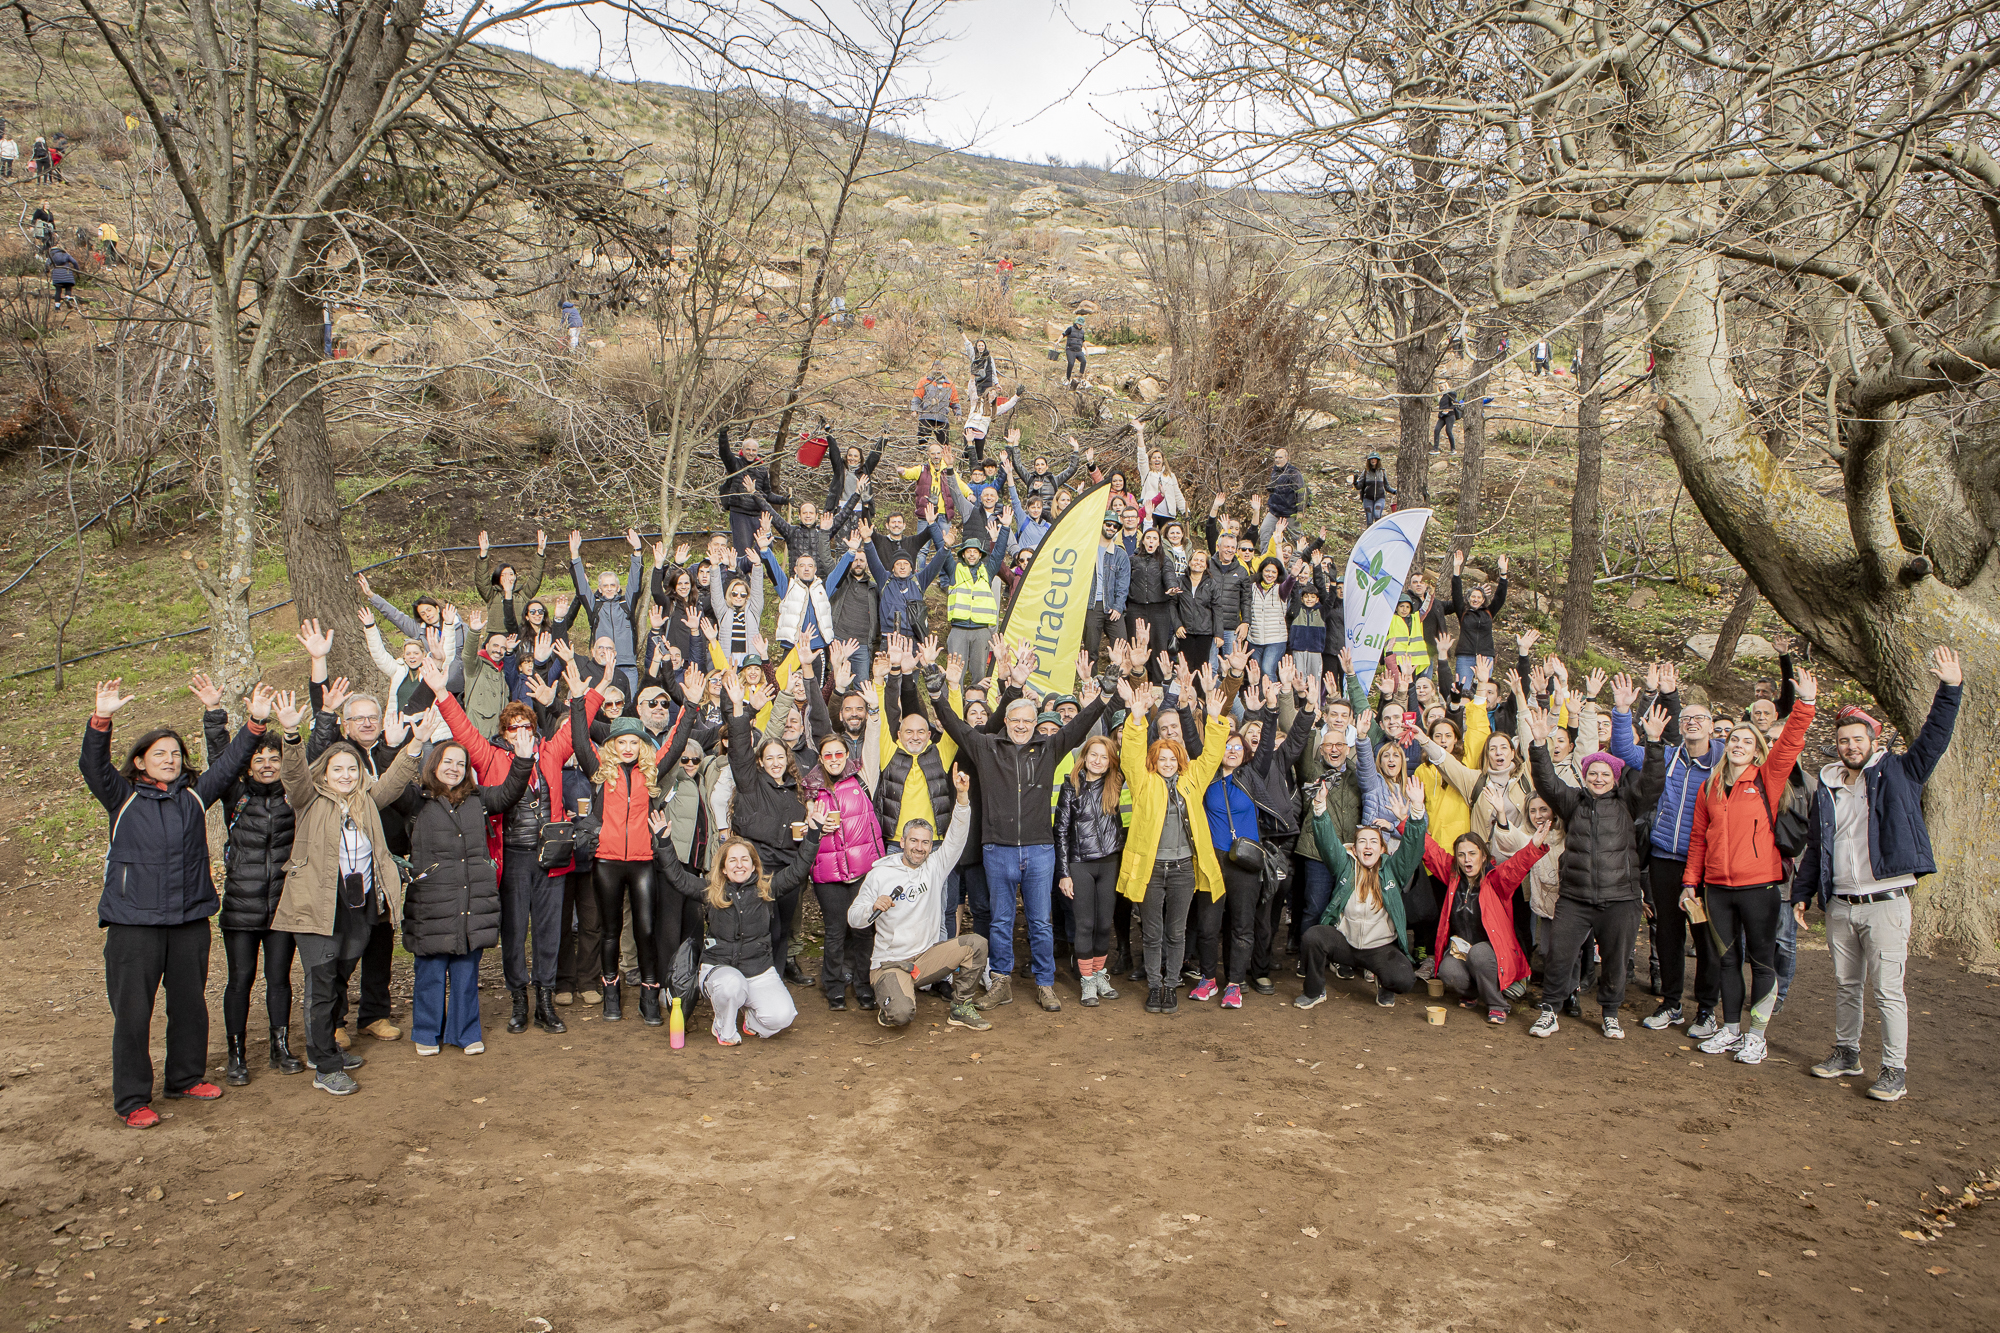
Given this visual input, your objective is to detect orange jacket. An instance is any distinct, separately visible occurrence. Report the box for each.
[1683,701,1815,888]
[595,761,656,864]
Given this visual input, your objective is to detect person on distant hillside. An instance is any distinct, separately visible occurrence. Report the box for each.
[97,222,120,265]
[1532,340,1551,375]
[965,336,997,402]
[912,362,959,447]
[30,136,49,184]
[30,203,53,256]
[0,135,16,177]
[1262,445,1306,548]
[46,243,78,312]
[1433,390,1461,454]
[1352,451,1396,524]
[1063,317,1088,385]
[559,299,583,352]
[996,256,1014,293]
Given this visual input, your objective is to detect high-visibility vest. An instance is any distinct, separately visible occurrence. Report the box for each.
[946,561,999,627]
[1384,614,1431,671]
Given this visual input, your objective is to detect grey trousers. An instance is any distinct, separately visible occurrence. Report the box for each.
[947,624,994,685]
[1828,894,1910,1068]
[1440,941,1507,1013]
[1140,857,1198,988]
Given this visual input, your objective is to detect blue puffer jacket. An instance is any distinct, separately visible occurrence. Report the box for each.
[80,715,267,927]
[1609,709,1719,860]
[1795,683,1961,908]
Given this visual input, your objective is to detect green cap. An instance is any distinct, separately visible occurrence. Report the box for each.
[604,716,649,742]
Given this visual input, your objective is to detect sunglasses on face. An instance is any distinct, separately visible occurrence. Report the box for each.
[505,723,535,734]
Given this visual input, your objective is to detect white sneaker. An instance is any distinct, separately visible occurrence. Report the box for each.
[1733,1031,1769,1065]
[1529,1008,1560,1038]
[414,1044,440,1057]
[1640,1003,1683,1031]
[1601,1015,1626,1040]
[1697,1026,1742,1055]
[1688,1010,1721,1040]
[463,1041,486,1055]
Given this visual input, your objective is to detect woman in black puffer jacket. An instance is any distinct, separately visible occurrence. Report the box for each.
[207,718,304,1086]
[392,736,534,1055]
[1126,529,1180,683]
[1055,735,1127,1007]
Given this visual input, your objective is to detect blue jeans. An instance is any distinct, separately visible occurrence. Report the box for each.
[1301,857,1334,934]
[1253,641,1285,678]
[1362,498,1386,525]
[984,844,1056,985]
[1455,654,1477,688]
[845,643,872,686]
[1211,629,1237,672]
[1775,896,1799,1005]
[412,951,482,1048]
[943,863,990,943]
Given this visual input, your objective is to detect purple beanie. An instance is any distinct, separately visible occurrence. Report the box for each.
[1580,751,1625,781]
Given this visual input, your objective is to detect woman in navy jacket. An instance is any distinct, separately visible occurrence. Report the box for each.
[80,675,273,1128]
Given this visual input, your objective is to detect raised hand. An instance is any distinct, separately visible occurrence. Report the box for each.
[649,809,671,837]
[1010,649,1038,688]
[188,670,223,710]
[247,681,278,721]
[466,604,487,633]
[526,673,557,706]
[1453,549,1465,573]
[417,655,450,695]
[945,652,965,688]
[478,530,490,557]
[383,709,410,748]
[1526,703,1552,743]
[568,529,583,559]
[1644,660,1660,693]
[1516,625,1539,654]
[626,526,642,552]
[94,676,136,716]
[273,690,305,730]
[538,529,549,554]
[1338,645,1354,673]
[919,636,942,668]
[1658,661,1680,694]
[1931,646,1963,686]
[1584,667,1607,699]
[1794,667,1818,702]
[1497,553,1509,575]
[509,722,538,757]
[1474,655,1493,683]
[1404,774,1426,811]
[322,677,352,715]
[295,618,334,659]
[1610,672,1638,710]
[1640,703,1670,742]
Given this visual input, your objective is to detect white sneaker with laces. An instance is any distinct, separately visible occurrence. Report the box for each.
[1688,1010,1721,1040]
[1697,1025,1743,1055]
[1733,1031,1769,1064]
[1529,1008,1560,1038]
[1601,1015,1626,1040]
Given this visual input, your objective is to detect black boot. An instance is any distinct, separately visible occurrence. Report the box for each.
[601,978,623,1021]
[507,986,530,1034]
[269,1027,305,1075]
[638,984,664,1026]
[224,1033,250,1086]
[1648,954,1663,997]
[1145,986,1164,1014]
[534,986,567,1035]
[855,981,879,1011]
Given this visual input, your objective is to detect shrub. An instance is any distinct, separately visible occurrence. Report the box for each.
[875,302,930,369]
[954,280,1015,336]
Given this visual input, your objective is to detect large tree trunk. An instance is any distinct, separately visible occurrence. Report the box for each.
[1450,330,1504,562]
[268,284,367,684]
[1707,576,1761,675]
[1644,249,2000,963]
[1558,298,1606,658]
[1392,340,1438,511]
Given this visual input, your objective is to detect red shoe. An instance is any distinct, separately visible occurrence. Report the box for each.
[1221,983,1243,1009]
[164,1081,223,1101]
[1189,978,1219,1002]
[121,1106,160,1129]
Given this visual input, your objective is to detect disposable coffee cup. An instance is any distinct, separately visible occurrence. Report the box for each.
[575,798,591,817]
[1426,1005,1446,1026]
[1426,977,1445,999]
[791,820,807,841]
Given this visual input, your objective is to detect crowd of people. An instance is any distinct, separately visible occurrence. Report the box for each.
[80,404,1965,1127]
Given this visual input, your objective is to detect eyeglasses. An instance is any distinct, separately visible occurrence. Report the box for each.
[638,695,668,706]
[505,723,535,734]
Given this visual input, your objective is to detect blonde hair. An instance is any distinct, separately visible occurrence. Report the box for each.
[1706,723,1773,797]
[1070,737,1123,813]
[1351,827,1386,908]
[595,736,660,796]
[706,838,772,909]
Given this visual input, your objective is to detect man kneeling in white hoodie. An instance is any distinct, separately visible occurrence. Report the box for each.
[848,770,992,1030]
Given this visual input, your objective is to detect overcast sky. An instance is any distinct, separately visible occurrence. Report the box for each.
[488,0,1151,168]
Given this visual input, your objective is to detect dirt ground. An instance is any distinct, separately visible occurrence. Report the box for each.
[3,890,1998,1333]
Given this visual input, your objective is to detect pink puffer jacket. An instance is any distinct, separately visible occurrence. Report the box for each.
[811,772,885,882]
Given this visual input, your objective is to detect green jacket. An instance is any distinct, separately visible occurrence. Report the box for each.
[1311,806,1427,955]
[461,631,512,741]
[475,550,546,632]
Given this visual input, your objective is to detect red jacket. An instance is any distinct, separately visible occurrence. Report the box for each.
[1683,702,1815,889]
[437,689,601,871]
[1424,837,1546,991]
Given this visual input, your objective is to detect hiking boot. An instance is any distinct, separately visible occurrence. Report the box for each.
[1189,978,1219,1002]
[855,983,879,1012]
[1697,1025,1743,1055]
[363,1019,401,1041]
[948,1002,992,1031]
[1162,986,1179,1014]
[1145,986,1165,1014]
[827,991,848,1011]
[314,1069,360,1096]
[224,1034,250,1086]
[1294,991,1327,1011]
[1375,987,1396,1008]
[1811,1046,1863,1079]
[1035,985,1062,1012]
[1688,1008,1721,1040]
[1529,1007,1560,1038]
[976,975,1012,1010]
[1221,983,1243,1009]
[1866,1067,1907,1102]
[1734,1031,1769,1064]
[1601,1015,1625,1040]
[507,986,530,1033]
[1641,1002,1684,1031]
[1096,973,1118,1001]
[535,986,567,1034]
[339,1051,365,1071]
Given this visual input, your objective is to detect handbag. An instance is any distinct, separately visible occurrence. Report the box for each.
[1223,786,1263,872]
[535,819,577,870]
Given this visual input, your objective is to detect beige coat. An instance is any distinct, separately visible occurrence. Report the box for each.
[273,735,420,936]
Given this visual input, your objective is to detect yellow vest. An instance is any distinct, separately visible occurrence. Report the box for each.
[1385,614,1430,671]
[946,561,999,627]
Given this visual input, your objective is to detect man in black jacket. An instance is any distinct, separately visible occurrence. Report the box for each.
[932,648,1105,1012]
[719,427,786,558]
[1063,318,1087,384]
[1262,447,1307,548]
[1352,451,1396,525]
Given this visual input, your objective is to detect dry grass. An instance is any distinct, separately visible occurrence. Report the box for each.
[953,279,1016,336]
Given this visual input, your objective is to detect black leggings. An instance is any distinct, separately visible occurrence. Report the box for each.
[1220,860,1263,983]
[1705,883,1783,1027]
[222,928,295,1040]
[595,859,658,985]
[653,870,705,994]
[1065,854,1121,958]
[813,877,874,997]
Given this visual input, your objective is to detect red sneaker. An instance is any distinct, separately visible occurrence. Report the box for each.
[164,1082,223,1101]
[1189,978,1219,1002]
[121,1106,160,1129]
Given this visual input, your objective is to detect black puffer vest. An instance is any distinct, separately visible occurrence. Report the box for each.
[220,781,295,932]
[875,745,952,833]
